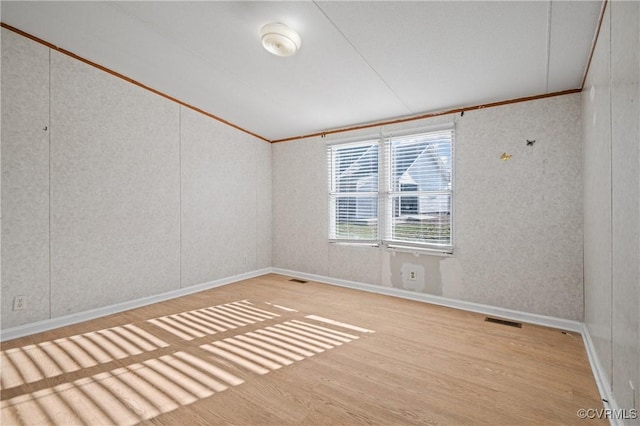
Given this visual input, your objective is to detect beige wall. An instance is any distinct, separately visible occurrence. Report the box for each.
[273,93,584,321]
[1,29,272,329]
[583,1,640,417]
[1,30,50,326]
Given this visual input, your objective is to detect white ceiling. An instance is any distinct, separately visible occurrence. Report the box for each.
[2,1,602,141]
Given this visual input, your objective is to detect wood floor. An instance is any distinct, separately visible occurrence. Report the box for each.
[1,273,605,425]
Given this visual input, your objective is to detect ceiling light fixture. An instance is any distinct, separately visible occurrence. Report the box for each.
[260,23,301,57]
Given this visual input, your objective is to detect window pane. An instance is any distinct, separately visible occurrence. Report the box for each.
[333,195,378,240]
[386,130,453,248]
[332,143,378,193]
[391,137,451,192]
[390,194,451,244]
[328,140,379,242]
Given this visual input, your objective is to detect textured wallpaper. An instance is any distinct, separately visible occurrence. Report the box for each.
[273,95,584,320]
[609,1,640,417]
[583,1,640,415]
[454,95,583,319]
[1,30,51,327]
[180,107,271,286]
[49,50,182,317]
[582,5,613,386]
[1,30,272,329]
[272,137,330,276]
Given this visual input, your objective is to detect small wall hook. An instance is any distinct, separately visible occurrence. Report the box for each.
[526,139,536,146]
[500,152,512,161]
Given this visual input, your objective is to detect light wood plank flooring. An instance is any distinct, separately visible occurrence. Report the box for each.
[1,273,605,425]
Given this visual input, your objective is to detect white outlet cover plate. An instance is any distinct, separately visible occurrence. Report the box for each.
[401,263,425,291]
[13,296,26,311]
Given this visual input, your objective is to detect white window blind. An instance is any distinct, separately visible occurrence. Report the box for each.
[384,130,453,251]
[328,140,379,243]
[327,128,453,252]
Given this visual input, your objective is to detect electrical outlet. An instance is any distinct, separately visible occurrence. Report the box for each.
[13,296,26,311]
[401,263,424,291]
[242,256,248,265]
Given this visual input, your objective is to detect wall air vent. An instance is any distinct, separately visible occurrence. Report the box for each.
[484,317,523,328]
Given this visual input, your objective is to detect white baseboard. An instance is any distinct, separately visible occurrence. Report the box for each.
[1,266,583,341]
[0,268,271,342]
[582,323,620,426]
[271,267,583,333]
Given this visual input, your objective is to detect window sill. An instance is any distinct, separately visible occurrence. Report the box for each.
[329,240,380,248]
[384,243,453,257]
[328,240,452,256]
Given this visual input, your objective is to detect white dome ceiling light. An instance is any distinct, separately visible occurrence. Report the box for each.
[260,23,301,57]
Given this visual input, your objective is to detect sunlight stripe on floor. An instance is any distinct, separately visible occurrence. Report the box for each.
[200,344,270,375]
[304,315,375,333]
[265,302,298,312]
[289,320,359,340]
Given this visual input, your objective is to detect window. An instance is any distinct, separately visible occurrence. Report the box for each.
[328,140,379,243]
[385,130,453,251]
[328,129,453,253]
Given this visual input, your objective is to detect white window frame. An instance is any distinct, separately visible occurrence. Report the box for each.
[383,129,454,254]
[327,127,454,254]
[328,139,381,245]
